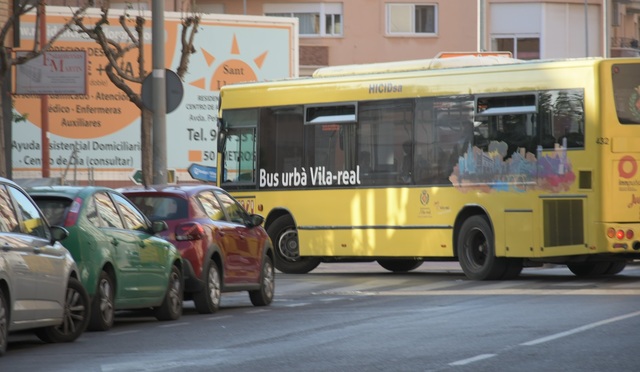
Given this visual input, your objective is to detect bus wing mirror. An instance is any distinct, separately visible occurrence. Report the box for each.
[217,119,227,153]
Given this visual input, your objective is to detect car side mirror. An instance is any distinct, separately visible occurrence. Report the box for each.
[50,225,69,243]
[248,214,264,228]
[151,220,169,233]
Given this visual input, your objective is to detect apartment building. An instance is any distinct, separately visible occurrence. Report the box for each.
[18,1,640,75]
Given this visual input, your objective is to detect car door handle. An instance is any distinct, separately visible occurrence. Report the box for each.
[138,241,146,248]
[111,238,119,246]
[33,247,42,254]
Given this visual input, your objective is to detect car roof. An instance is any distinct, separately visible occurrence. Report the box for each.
[118,183,222,197]
[0,176,20,188]
[26,185,115,199]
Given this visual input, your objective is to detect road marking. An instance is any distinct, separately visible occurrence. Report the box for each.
[281,302,310,307]
[314,288,640,296]
[245,309,269,314]
[159,322,187,328]
[520,310,640,346]
[108,330,140,336]
[449,354,497,366]
[206,315,233,321]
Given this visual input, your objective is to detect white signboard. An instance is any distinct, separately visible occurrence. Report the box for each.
[15,50,87,95]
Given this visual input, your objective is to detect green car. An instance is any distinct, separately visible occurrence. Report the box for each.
[27,186,184,331]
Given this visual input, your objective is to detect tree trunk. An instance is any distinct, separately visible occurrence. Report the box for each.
[0,76,6,177]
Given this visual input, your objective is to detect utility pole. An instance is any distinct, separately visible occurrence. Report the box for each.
[478,0,486,52]
[152,1,167,184]
[39,2,50,178]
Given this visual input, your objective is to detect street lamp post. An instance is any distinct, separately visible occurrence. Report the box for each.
[152,1,167,184]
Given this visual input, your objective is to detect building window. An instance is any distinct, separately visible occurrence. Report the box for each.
[196,4,225,14]
[109,2,148,10]
[494,36,540,60]
[387,3,436,35]
[265,3,343,37]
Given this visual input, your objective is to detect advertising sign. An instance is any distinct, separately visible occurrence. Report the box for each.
[15,50,87,94]
[12,7,298,184]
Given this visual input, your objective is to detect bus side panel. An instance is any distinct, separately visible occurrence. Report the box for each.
[503,210,535,257]
[298,228,454,258]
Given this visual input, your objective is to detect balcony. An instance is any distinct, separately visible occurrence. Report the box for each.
[611,37,640,57]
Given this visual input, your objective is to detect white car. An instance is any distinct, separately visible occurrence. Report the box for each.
[0,177,89,356]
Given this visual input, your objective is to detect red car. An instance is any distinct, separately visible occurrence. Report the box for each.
[120,184,275,313]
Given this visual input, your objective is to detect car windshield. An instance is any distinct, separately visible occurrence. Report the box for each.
[32,197,72,226]
[128,196,188,221]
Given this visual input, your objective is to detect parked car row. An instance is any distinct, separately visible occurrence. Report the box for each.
[0,178,275,356]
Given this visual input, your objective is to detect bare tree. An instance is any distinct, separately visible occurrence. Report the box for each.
[0,0,91,178]
[74,1,200,187]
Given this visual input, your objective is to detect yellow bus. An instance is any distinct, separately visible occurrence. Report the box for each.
[216,55,640,280]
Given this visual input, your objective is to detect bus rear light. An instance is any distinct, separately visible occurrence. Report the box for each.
[607,228,616,239]
[626,230,634,240]
[612,243,628,249]
[616,230,625,240]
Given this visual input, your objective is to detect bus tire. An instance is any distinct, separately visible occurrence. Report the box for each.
[603,261,627,275]
[567,261,613,277]
[377,259,423,272]
[501,259,524,280]
[457,215,507,280]
[268,215,321,274]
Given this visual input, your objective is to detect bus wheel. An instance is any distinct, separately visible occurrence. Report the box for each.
[603,261,627,275]
[567,262,612,277]
[457,215,507,280]
[268,215,321,274]
[501,259,524,280]
[377,259,423,272]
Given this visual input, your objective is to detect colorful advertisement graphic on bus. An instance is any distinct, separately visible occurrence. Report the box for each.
[450,140,575,193]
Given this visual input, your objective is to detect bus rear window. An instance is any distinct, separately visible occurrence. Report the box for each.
[612,63,640,124]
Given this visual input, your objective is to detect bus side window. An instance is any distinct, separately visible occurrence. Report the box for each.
[539,89,585,149]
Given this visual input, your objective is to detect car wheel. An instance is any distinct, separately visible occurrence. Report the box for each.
[88,271,115,331]
[193,259,221,314]
[457,215,507,280]
[249,255,275,307]
[268,215,320,274]
[377,259,423,272]
[154,265,183,321]
[0,289,8,356]
[35,277,90,343]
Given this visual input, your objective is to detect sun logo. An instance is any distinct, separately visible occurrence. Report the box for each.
[188,34,267,91]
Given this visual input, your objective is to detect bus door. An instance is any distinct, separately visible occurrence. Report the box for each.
[221,109,258,184]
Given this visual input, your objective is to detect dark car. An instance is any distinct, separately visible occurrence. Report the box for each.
[0,178,90,355]
[120,184,275,314]
[27,186,184,331]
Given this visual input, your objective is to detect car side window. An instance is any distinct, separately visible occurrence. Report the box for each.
[112,193,147,231]
[7,185,50,239]
[215,190,248,224]
[94,192,124,229]
[196,191,226,221]
[0,184,19,232]
[85,195,101,227]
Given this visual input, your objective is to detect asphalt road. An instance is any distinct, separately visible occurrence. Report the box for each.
[3,261,639,371]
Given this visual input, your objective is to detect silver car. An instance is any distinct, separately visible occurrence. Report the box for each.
[0,177,90,356]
